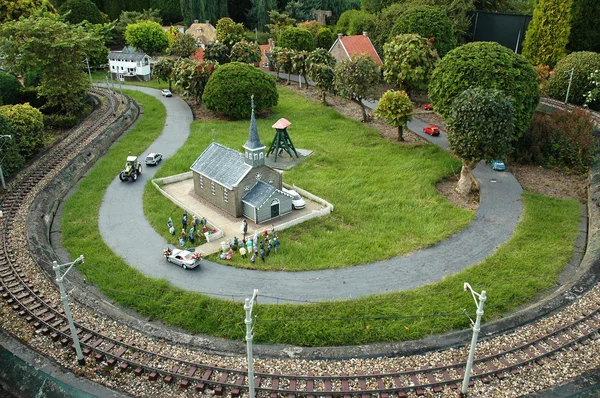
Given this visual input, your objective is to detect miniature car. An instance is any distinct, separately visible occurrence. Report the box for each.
[282,187,306,209]
[491,160,506,171]
[423,125,440,136]
[145,153,162,165]
[161,89,172,97]
[163,248,201,270]
[423,104,433,111]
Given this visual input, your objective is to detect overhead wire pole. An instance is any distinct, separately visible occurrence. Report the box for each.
[244,289,259,398]
[83,58,93,85]
[461,282,486,397]
[0,135,13,189]
[564,67,575,104]
[53,255,86,365]
[105,76,115,115]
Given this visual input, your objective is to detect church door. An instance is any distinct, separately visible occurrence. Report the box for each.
[270,199,280,218]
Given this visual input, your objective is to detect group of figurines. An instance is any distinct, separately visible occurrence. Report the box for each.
[167,212,210,247]
[220,223,280,263]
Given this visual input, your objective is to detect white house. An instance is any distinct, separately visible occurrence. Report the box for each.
[108,51,151,82]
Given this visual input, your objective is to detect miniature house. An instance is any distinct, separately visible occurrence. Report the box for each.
[108,50,151,81]
[328,32,382,66]
[190,101,294,224]
[185,20,217,49]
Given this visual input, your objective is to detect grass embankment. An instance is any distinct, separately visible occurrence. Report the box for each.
[91,71,167,90]
[145,88,473,270]
[61,88,581,346]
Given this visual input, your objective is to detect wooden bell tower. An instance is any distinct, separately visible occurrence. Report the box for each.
[267,118,299,162]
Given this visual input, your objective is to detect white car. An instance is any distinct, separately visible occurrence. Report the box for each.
[282,188,306,210]
[161,89,172,97]
[163,248,201,269]
[145,152,162,165]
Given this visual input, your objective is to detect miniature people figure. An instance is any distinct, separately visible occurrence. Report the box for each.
[181,229,186,239]
[259,241,264,251]
[270,224,275,238]
[239,246,247,258]
[190,226,195,235]
[250,253,256,263]
[189,230,195,243]
[274,237,280,254]
[167,217,173,228]
[202,225,208,233]
[179,237,185,247]
[253,233,258,248]
[266,241,272,256]
[226,249,233,260]
[260,249,265,262]
[201,216,207,228]
[254,244,258,255]
[241,219,248,239]
[193,215,199,229]
[168,217,175,235]
[233,237,239,248]
[263,229,269,238]
[182,212,188,230]
[246,239,253,252]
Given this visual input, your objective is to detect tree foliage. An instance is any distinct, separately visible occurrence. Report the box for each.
[278,27,315,52]
[546,51,600,109]
[59,0,105,24]
[230,39,261,64]
[334,53,380,122]
[308,63,335,104]
[125,20,169,55]
[336,9,375,36]
[0,103,45,159]
[383,34,438,96]
[374,90,413,141]
[180,0,227,27]
[170,32,197,57]
[0,0,55,23]
[270,46,295,82]
[291,50,308,87]
[172,58,217,102]
[298,20,323,37]
[0,73,22,106]
[361,0,396,13]
[150,0,182,24]
[0,14,106,115]
[266,10,295,40]
[202,62,278,118]
[111,9,161,46]
[568,0,600,53]
[153,57,176,90]
[391,5,456,58]
[0,115,24,177]
[428,42,539,139]
[522,0,573,68]
[247,0,277,32]
[307,47,336,68]
[315,26,335,49]
[446,87,515,194]
[204,41,230,64]
[215,17,245,49]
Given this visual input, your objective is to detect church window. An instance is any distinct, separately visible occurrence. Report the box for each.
[211,181,215,195]
[199,175,204,188]
[223,189,229,202]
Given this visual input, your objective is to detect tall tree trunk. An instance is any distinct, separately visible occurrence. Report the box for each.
[321,91,327,105]
[355,99,368,122]
[398,125,404,141]
[286,72,291,85]
[456,159,475,195]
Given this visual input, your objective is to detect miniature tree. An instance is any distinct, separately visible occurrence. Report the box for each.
[204,41,230,64]
[0,72,22,105]
[58,0,105,24]
[230,39,261,64]
[216,17,245,49]
[546,51,600,108]
[334,54,380,122]
[173,58,217,102]
[374,90,413,141]
[383,34,438,98]
[125,20,169,55]
[278,27,315,52]
[169,33,197,58]
[153,58,176,91]
[291,50,308,87]
[446,87,515,195]
[307,63,335,104]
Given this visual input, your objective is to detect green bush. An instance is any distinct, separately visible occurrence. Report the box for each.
[0,72,22,106]
[391,5,456,58]
[0,103,44,158]
[278,27,315,52]
[0,115,24,176]
[428,42,539,139]
[202,62,278,119]
[568,0,600,53]
[336,9,376,36]
[546,51,600,108]
[514,108,597,173]
[315,27,335,50]
[44,113,80,129]
[58,0,105,24]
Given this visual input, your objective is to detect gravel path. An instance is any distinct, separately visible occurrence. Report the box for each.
[98,86,523,303]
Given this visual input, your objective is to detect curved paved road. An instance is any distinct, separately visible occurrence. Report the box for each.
[99,86,523,304]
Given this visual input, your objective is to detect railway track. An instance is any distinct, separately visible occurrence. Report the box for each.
[0,89,599,396]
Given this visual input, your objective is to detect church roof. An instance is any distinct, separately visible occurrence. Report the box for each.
[242,181,277,207]
[190,142,251,189]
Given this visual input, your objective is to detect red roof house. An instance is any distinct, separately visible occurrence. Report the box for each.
[329,32,382,66]
[191,47,205,62]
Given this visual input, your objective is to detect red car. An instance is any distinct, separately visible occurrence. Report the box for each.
[423,104,433,111]
[423,125,440,136]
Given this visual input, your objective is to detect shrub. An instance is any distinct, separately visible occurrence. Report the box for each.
[0,103,44,158]
[0,72,22,106]
[567,0,600,53]
[0,114,24,176]
[546,51,600,108]
[43,113,80,129]
[428,42,539,139]
[514,108,597,173]
[229,39,261,64]
[202,62,278,119]
[336,9,376,36]
[315,27,335,50]
[390,5,456,57]
[58,0,105,24]
[278,27,315,52]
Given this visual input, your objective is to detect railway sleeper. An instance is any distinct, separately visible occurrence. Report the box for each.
[213,372,229,395]
[373,371,387,398]
[107,347,127,367]
[180,366,197,389]
[305,372,316,398]
[163,365,180,384]
[270,372,281,398]
[148,371,158,381]
[288,375,297,398]
[392,375,407,398]
[194,366,214,392]
[230,374,245,397]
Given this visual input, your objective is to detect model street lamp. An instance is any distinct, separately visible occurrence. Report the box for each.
[461,282,486,397]
[53,255,86,365]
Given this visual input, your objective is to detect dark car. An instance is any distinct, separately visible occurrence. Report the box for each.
[423,125,440,136]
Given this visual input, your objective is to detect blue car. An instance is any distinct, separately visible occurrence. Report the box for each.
[491,160,505,171]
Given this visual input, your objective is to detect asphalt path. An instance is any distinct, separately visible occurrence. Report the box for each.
[98,85,523,304]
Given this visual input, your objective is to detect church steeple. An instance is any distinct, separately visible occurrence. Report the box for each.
[243,95,266,167]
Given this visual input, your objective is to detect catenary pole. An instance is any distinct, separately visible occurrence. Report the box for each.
[461,282,486,397]
[244,289,259,398]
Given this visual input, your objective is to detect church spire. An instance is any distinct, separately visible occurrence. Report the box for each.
[243,95,265,167]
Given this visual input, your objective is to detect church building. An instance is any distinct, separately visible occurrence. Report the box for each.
[190,101,294,223]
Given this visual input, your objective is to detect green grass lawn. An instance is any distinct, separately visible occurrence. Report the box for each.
[145,88,474,270]
[91,70,169,90]
[60,87,582,346]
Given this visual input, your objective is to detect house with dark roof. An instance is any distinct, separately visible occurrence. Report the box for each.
[328,32,382,66]
[190,102,293,224]
[108,50,151,81]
